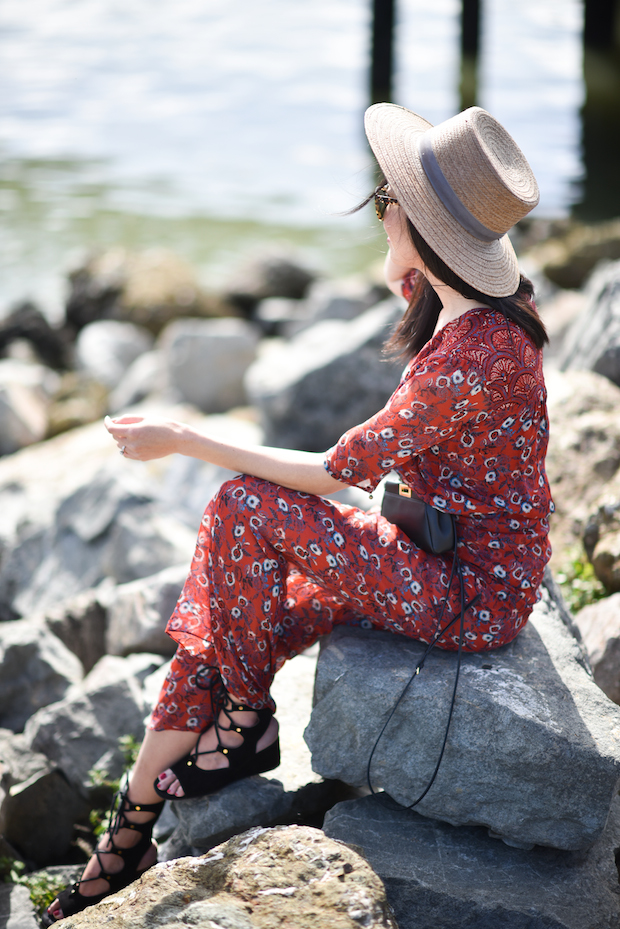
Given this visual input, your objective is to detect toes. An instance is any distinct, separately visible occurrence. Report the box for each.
[156,770,174,790]
[47,900,63,920]
[156,770,184,798]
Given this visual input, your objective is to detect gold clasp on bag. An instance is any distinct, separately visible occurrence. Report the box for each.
[398,484,412,498]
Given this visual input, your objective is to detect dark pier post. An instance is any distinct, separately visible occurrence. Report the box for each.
[460,0,481,110]
[370,0,395,103]
[577,0,620,218]
[584,0,619,49]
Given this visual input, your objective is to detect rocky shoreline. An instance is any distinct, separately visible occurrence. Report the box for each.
[1,219,620,927]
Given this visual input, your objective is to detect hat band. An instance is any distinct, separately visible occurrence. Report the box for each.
[418,135,502,243]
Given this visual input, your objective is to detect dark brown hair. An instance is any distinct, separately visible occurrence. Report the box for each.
[351,179,548,360]
[387,221,547,359]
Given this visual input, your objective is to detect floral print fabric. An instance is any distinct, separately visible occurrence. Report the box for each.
[150,304,552,732]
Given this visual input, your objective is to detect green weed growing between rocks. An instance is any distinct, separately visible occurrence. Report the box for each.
[1,735,144,916]
[556,549,607,613]
[87,734,143,837]
[0,856,67,915]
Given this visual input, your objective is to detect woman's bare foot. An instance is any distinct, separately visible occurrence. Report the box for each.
[156,702,279,799]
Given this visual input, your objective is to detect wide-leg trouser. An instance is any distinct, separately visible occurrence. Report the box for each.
[148,475,480,732]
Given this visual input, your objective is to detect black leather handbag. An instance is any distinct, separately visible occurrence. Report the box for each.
[381,482,456,554]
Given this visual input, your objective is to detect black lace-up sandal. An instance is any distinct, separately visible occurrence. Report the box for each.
[42,782,164,926]
[154,698,280,800]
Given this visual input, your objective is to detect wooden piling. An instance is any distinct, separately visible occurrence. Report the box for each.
[370,0,395,104]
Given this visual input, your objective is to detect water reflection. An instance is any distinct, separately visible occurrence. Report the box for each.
[0,0,618,315]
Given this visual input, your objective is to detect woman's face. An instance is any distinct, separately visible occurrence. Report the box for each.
[382,194,423,271]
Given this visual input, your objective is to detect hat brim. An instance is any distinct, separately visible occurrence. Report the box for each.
[364,103,520,298]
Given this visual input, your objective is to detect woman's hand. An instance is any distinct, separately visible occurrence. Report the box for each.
[104,415,188,461]
[105,415,345,495]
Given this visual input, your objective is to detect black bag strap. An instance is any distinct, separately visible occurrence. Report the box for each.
[366,535,480,809]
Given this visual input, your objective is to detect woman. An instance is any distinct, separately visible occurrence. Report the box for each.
[44,103,552,924]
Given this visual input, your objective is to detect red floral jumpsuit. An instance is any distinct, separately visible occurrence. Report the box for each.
[149,305,553,731]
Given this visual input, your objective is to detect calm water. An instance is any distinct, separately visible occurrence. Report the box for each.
[0,0,612,319]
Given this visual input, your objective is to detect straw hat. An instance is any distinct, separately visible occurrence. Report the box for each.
[364,103,539,297]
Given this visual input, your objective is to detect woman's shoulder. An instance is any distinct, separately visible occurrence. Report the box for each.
[405,307,545,399]
[440,307,540,359]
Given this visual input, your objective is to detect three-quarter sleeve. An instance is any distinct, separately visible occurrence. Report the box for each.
[324,351,488,493]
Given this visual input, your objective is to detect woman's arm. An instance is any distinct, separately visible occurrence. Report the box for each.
[104,415,346,496]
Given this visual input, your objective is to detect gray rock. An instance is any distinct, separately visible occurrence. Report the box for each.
[583,499,620,593]
[0,730,88,866]
[305,574,620,851]
[302,278,388,323]
[0,620,83,732]
[574,593,620,704]
[1,467,194,618]
[22,654,162,793]
[0,359,57,456]
[0,883,39,929]
[253,298,309,338]
[245,298,405,451]
[156,827,194,863]
[65,247,222,336]
[160,318,259,413]
[268,647,322,792]
[324,791,620,929]
[0,409,261,622]
[108,349,164,412]
[226,255,315,311]
[57,825,397,929]
[105,564,186,657]
[152,799,177,843]
[74,319,154,389]
[545,367,620,566]
[169,776,293,854]
[43,588,108,674]
[560,260,620,386]
[100,506,194,586]
[141,658,172,713]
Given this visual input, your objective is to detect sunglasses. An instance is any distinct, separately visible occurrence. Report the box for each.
[374,184,398,221]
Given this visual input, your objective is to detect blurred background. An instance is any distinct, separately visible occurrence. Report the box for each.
[1,0,619,319]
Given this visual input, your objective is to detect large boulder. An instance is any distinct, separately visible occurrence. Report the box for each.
[544,368,620,568]
[0,729,88,866]
[105,563,187,657]
[528,219,620,290]
[66,248,227,336]
[0,300,69,370]
[159,317,259,413]
[304,571,620,851]
[167,777,293,856]
[0,883,39,929]
[324,790,620,929]
[43,588,108,674]
[560,259,620,386]
[245,298,404,451]
[0,359,59,455]
[0,466,194,619]
[22,653,163,793]
[226,255,315,316]
[0,409,262,623]
[108,349,164,413]
[574,593,620,704]
[57,825,397,929]
[0,620,83,732]
[74,319,154,389]
[583,497,620,593]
